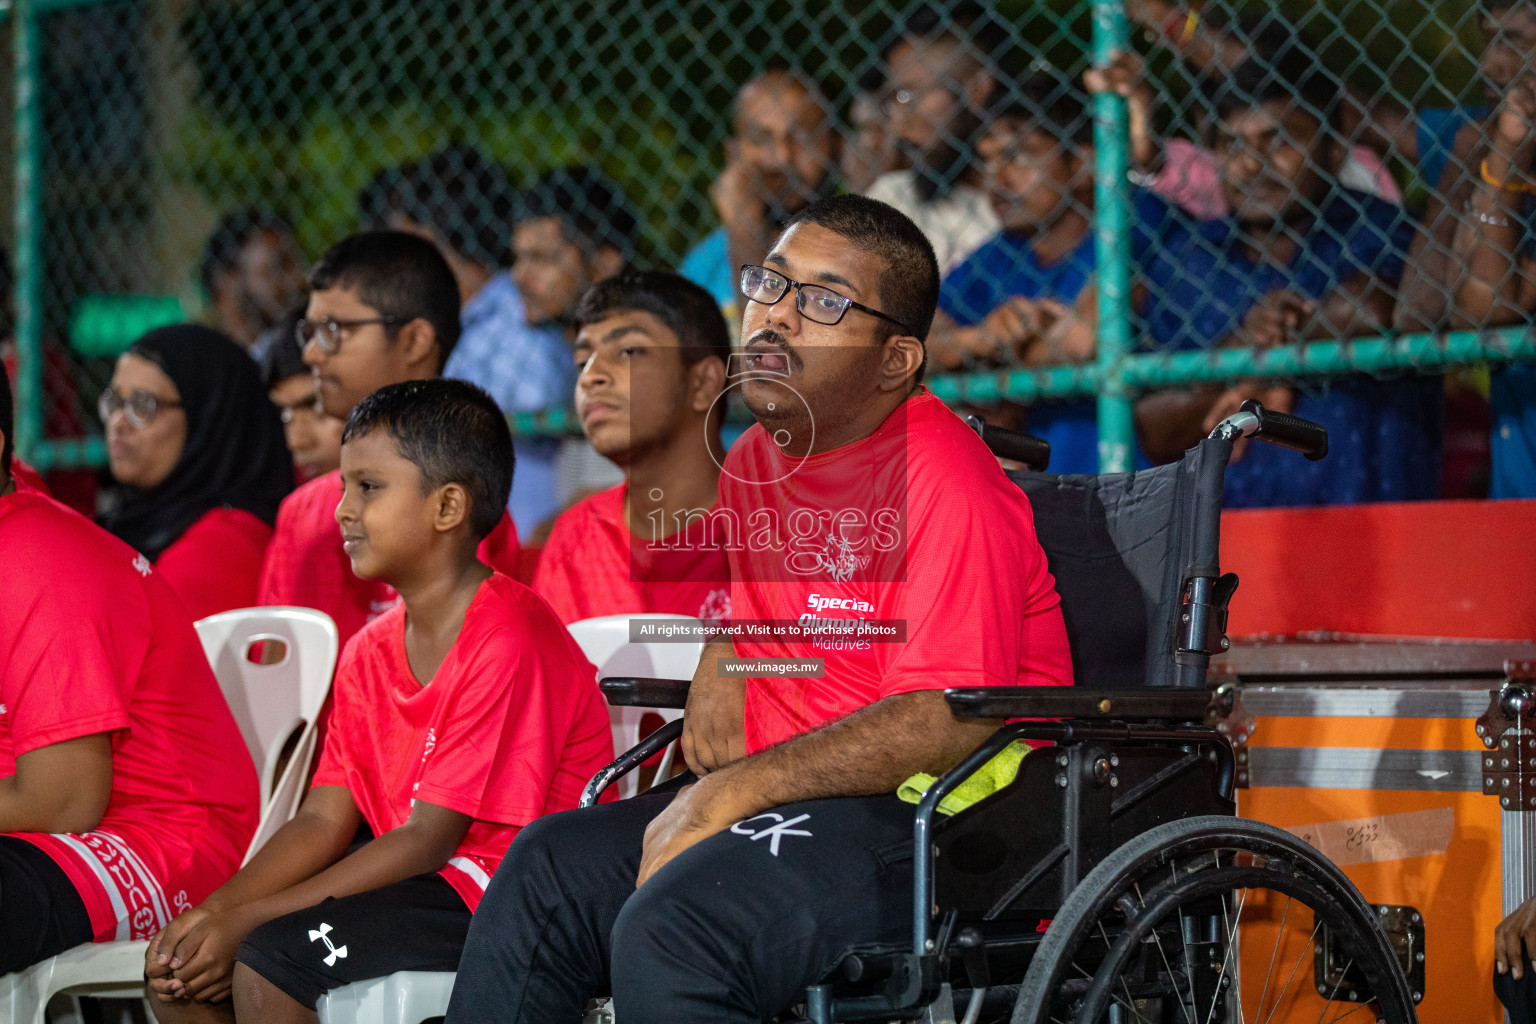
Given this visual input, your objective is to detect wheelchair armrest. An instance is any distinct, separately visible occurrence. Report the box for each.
[599,676,692,709]
[944,686,1215,721]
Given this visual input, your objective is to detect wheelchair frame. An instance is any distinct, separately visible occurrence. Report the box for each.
[584,402,1415,1024]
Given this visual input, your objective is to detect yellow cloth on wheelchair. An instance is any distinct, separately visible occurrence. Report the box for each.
[897,740,1029,815]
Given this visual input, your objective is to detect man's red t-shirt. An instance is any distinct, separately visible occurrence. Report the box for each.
[720,391,1072,754]
[258,469,521,647]
[533,483,732,625]
[155,507,272,621]
[310,572,613,910]
[0,491,260,941]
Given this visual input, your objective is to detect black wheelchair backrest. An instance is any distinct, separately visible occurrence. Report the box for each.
[1007,437,1232,691]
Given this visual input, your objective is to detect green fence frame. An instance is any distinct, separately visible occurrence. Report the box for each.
[11,0,1536,473]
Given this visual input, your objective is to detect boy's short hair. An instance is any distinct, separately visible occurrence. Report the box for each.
[517,166,638,262]
[261,309,309,389]
[988,74,1092,148]
[1212,45,1341,136]
[342,379,513,541]
[573,269,732,370]
[307,231,462,371]
[1,357,13,480]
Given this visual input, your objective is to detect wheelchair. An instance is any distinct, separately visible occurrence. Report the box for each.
[584,401,1418,1024]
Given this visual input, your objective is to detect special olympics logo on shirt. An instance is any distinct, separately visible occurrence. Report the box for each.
[811,532,869,582]
[131,553,152,577]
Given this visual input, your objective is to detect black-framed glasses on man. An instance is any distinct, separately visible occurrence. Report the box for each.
[295,316,402,356]
[739,264,913,333]
[97,387,183,429]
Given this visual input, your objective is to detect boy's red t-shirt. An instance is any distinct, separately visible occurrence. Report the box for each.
[719,391,1073,754]
[155,507,272,621]
[532,483,732,625]
[257,469,521,646]
[0,491,260,941]
[11,458,50,496]
[310,572,614,910]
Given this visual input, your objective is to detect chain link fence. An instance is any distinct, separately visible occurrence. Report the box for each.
[5,0,1534,499]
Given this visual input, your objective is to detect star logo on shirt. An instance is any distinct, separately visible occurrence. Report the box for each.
[131,553,152,577]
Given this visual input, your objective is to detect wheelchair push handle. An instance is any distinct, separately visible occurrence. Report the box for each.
[965,414,1051,471]
[1210,400,1329,461]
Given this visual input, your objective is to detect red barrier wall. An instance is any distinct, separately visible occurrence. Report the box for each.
[1220,500,1536,640]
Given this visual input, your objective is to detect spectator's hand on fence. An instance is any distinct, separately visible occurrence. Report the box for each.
[1085,51,1157,169]
[1241,291,1314,350]
[976,296,1042,363]
[146,905,247,1004]
[1031,297,1096,364]
[1496,894,1536,980]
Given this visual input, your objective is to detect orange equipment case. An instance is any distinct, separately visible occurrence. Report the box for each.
[1216,635,1536,1024]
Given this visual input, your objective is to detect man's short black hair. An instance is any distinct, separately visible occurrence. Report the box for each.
[307,231,462,371]
[517,166,638,261]
[0,357,13,481]
[988,74,1092,148]
[201,209,294,296]
[375,146,516,269]
[261,311,310,390]
[1212,45,1342,137]
[342,379,513,541]
[782,193,940,366]
[893,1,1011,72]
[573,269,732,369]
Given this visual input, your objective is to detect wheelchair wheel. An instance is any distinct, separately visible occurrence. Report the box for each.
[1011,815,1416,1024]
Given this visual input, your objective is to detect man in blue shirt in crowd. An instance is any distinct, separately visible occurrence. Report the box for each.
[935,76,1169,472]
[368,146,576,537]
[1135,52,1441,506]
[680,69,838,331]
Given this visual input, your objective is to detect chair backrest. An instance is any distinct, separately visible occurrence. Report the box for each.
[1008,437,1231,690]
[194,606,339,802]
[568,614,705,798]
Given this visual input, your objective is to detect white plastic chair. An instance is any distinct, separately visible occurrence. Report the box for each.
[570,613,706,799]
[314,615,706,1024]
[0,607,339,1024]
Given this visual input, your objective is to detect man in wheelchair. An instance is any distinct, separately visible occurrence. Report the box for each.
[445,194,1075,1023]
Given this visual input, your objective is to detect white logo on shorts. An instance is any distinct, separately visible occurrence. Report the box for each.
[730,812,813,856]
[308,922,348,966]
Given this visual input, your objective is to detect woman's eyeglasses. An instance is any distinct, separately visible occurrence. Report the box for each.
[98,387,183,429]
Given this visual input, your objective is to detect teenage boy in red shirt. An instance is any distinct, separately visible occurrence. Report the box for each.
[446,195,1072,1022]
[0,363,258,972]
[533,269,732,625]
[145,379,612,1023]
[258,231,520,647]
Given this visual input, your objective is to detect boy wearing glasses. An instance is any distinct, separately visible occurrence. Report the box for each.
[445,194,1072,1024]
[0,361,260,974]
[262,319,345,484]
[257,231,520,647]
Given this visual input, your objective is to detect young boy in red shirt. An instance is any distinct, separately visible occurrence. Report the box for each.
[0,363,259,972]
[533,270,732,624]
[145,379,612,1023]
[258,231,520,647]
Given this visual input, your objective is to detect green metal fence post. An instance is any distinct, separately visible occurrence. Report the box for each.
[1090,0,1134,472]
[11,0,44,469]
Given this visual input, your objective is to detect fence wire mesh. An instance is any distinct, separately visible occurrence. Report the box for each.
[4,0,1532,499]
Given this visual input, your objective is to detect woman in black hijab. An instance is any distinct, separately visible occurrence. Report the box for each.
[98,323,294,618]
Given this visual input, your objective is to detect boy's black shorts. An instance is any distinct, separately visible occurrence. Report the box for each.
[235,873,471,1009]
[0,835,93,974]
